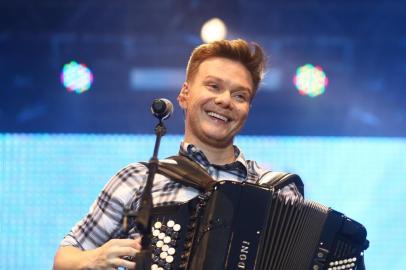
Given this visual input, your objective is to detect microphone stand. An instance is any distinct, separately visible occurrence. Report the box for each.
[123,119,167,270]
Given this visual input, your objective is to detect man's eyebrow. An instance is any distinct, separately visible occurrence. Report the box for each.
[203,75,222,82]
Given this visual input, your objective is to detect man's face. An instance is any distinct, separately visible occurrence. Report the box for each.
[178,57,254,148]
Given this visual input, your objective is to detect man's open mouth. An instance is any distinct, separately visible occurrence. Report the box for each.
[207,111,229,122]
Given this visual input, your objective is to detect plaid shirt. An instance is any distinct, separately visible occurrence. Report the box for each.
[60,143,303,250]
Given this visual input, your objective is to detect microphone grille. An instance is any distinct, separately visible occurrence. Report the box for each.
[152,99,167,114]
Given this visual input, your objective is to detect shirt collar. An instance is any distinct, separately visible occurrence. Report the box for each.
[179,141,248,176]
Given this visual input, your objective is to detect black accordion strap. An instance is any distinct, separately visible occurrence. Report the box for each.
[141,155,217,192]
[142,156,304,197]
[258,171,305,197]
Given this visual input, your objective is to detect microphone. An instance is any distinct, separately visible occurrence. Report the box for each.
[151,98,174,120]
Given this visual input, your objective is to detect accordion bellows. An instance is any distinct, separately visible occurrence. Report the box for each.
[149,181,369,270]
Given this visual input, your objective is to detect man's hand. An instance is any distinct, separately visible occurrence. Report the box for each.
[53,238,142,270]
[88,238,142,270]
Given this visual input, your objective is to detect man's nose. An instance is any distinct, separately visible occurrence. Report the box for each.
[214,90,232,107]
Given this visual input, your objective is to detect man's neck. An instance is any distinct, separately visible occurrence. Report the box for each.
[184,140,236,165]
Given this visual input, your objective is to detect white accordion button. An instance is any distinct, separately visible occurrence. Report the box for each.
[156,240,164,248]
[152,229,160,237]
[160,252,168,259]
[173,224,181,232]
[168,247,176,255]
[163,236,171,244]
[151,264,158,270]
[167,220,175,227]
[154,221,162,229]
[162,244,169,252]
[166,255,174,263]
[158,232,165,239]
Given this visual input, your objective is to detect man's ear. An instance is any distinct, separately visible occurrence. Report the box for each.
[177,82,189,110]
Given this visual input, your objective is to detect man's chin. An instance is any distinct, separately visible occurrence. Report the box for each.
[202,134,235,148]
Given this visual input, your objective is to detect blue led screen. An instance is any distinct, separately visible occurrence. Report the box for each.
[1,133,405,269]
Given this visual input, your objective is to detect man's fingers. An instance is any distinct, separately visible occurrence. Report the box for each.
[110,238,142,249]
[134,238,142,250]
[112,246,139,257]
[111,257,136,269]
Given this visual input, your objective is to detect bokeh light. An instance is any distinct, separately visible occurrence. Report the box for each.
[293,64,328,97]
[200,18,227,43]
[60,61,94,94]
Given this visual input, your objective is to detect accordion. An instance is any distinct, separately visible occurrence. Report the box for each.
[149,181,369,270]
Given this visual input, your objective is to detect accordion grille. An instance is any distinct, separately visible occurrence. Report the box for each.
[257,193,329,270]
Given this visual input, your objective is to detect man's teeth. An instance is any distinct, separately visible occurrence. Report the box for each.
[207,112,228,122]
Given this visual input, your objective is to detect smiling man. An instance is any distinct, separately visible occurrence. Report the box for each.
[53,39,303,270]
[179,56,253,163]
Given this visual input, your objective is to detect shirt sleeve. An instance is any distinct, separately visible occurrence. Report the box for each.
[60,163,148,250]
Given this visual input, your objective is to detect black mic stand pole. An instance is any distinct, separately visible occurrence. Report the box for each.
[123,119,167,270]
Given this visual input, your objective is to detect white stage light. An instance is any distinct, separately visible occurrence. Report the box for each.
[200,18,227,43]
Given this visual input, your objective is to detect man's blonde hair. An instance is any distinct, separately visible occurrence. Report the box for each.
[186,39,267,94]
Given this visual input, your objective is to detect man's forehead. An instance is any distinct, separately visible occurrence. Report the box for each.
[196,57,254,90]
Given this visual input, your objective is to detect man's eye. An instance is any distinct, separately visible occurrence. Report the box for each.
[207,83,219,90]
[234,94,248,102]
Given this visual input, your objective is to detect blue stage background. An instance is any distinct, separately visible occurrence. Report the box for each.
[1,1,406,269]
[1,133,405,269]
